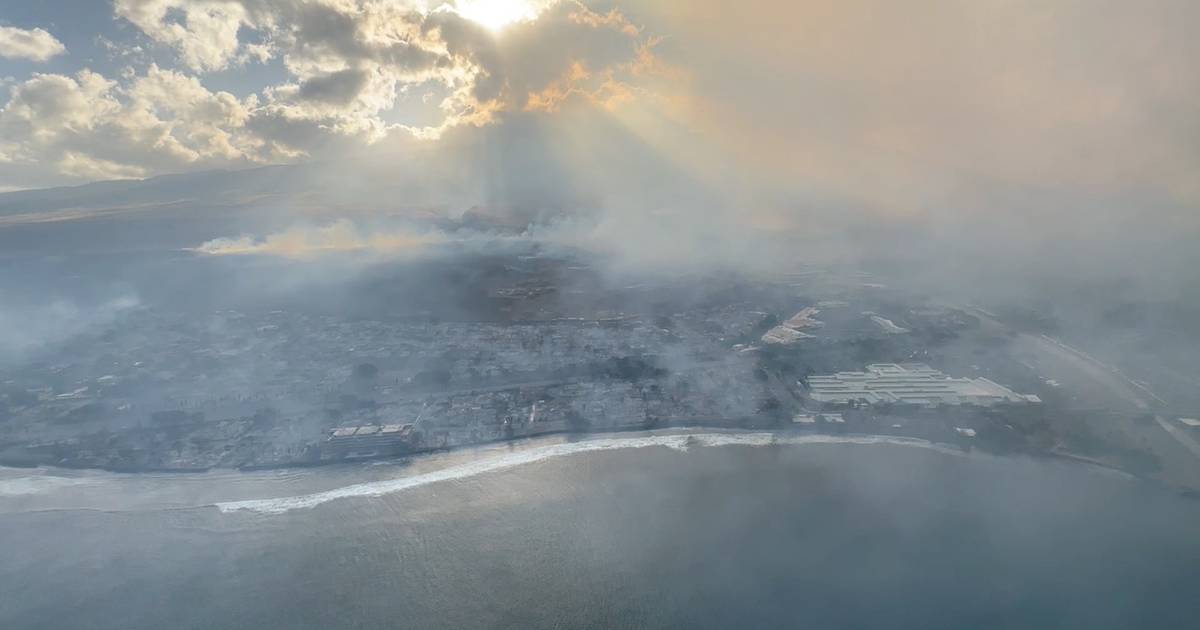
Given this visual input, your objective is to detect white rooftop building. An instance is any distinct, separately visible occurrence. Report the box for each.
[762,326,816,345]
[805,363,1039,407]
[870,315,910,334]
[761,307,824,345]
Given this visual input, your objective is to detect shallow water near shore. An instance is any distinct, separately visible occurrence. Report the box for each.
[2,433,1198,629]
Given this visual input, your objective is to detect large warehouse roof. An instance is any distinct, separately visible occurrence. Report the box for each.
[806,363,1039,407]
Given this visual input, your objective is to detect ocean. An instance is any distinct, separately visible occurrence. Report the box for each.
[2,431,1198,629]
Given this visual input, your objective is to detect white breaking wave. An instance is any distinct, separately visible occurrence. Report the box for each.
[216,432,965,515]
[0,474,96,497]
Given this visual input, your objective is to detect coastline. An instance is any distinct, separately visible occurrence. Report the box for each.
[1,423,1141,487]
[4,420,982,476]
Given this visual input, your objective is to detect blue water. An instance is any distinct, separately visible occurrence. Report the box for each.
[2,435,1198,629]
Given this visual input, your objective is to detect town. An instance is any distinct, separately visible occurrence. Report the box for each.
[0,255,1192,482]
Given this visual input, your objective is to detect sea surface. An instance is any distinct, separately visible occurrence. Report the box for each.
[1,431,1198,629]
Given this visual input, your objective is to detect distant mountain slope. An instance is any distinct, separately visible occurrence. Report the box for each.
[0,165,308,217]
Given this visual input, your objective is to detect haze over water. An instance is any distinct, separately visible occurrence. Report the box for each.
[3,437,1198,629]
[3,2,1200,629]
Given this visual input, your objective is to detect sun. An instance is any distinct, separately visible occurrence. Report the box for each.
[453,0,541,31]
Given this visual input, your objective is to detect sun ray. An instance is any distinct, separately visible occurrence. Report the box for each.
[452,0,544,31]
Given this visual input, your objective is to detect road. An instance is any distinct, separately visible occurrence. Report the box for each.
[1156,416,1200,460]
[958,305,1200,487]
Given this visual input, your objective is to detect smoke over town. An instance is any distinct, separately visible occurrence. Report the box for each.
[2,2,1200,629]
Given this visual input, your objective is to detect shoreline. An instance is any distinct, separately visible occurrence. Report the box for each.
[215,430,1159,515]
[0,423,1142,484]
[8,426,1194,518]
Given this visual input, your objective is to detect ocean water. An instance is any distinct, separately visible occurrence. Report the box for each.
[1,432,1198,629]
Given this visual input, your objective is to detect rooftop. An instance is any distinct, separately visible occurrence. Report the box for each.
[806,363,1038,407]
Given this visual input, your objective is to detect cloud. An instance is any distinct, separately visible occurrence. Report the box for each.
[57,152,147,181]
[566,4,640,37]
[5,0,1197,282]
[296,68,372,105]
[0,1,658,187]
[0,25,67,62]
[114,0,247,72]
[0,66,280,188]
[110,0,654,136]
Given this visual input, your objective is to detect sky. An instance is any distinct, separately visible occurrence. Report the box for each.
[0,0,1197,270]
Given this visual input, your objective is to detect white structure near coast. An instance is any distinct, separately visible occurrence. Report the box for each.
[805,363,1040,407]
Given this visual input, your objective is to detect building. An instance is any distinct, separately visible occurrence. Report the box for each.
[762,326,816,345]
[805,363,1039,407]
[326,424,416,457]
[869,315,910,334]
[761,307,823,345]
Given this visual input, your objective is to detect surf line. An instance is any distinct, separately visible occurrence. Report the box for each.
[216,432,961,515]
